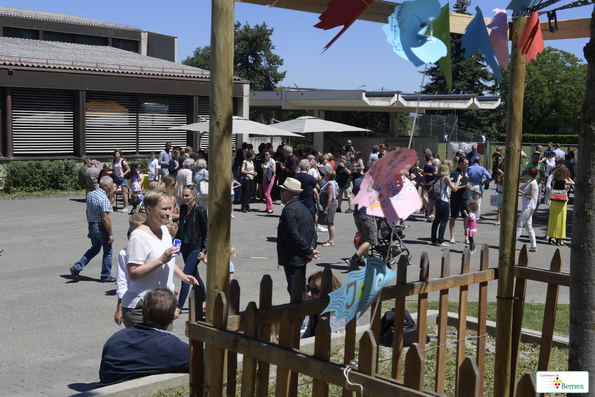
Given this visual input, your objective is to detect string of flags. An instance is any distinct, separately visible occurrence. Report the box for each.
[310,0,579,87]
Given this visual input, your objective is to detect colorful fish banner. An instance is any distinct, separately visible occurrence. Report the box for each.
[431,3,453,91]
[518,12,545,65]
[351,147,421,224]
[315,0,375,52]
[506,0,540,12]
[486,8,509,68]
[382,0,447,67]
[461,6,502,86]
[322,257,395,323]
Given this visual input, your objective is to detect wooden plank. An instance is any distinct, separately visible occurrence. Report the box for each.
[189,284,204,397]
[312,317,331,397]
[404,343,424,391]
[289,270,304,397]
[515,372,537,397]
[476,244,489,397]
[237,0,590,39]
[189,321,443,397]
[392,255,409,381]
[321,268,333,322]
[358,330,378,397]
[241,302,258,397]
[275,311,294,397]
[417,252,430,354]
[510,245,530,397]
[457,357,481,397]
[435,249,450,395]
[224,268,499,332]
[514,266,570,287]
[257,276,273,397]
[227,280,240,397]
[537,250,563,372]
[210,292,228,397]
[342,316,357,397]
[370,294,383,368]
[455,248,471,397]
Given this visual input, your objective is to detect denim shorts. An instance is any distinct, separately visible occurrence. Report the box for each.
[113,176,127,186]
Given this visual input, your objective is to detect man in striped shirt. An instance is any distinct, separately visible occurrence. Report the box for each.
[70,176,116,283]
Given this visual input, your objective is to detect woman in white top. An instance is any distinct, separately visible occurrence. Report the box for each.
[122,189,199,328]
[431,160,463,247]
[240,149,257,212]
[175,158,195,207]
[516,167,539,252]
[112,149,130,213]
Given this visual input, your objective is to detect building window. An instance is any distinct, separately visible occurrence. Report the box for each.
[4,27,39,40]
[112,38,139,53]
[43,31,74,43]
[75,35,108,46]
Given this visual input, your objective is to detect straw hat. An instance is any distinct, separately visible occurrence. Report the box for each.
[279,177,303,193]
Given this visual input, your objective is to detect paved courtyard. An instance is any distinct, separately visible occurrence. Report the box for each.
[0,190,571,396]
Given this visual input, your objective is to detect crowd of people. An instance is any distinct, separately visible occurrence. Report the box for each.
[70,138,577,387]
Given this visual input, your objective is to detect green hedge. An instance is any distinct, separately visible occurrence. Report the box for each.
[3,160,80,193]
[493,134,579,144]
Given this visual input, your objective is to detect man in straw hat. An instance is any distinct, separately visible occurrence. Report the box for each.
[277,177,321,300]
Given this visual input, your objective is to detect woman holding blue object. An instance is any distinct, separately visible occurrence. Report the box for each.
[175,184,208,318]
[122,189,198,328]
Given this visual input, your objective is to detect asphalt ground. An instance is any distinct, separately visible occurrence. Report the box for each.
[0,188,571,396]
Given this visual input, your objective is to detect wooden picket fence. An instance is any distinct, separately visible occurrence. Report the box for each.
[186,244,568,397]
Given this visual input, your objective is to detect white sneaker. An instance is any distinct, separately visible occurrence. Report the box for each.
[465,237,470,244]
[231,213,235,219]
[120,208,128,213]
[316,225,328,232]
[109,208,113,213]
[450,237,456,244]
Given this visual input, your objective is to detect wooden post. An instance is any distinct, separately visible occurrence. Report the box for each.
[510,245,530,397]
[358,330,378,397]
[391,255,409,380]
[457,357,481,397]
[494,15,528,397]
[241,302,259,397]
[476,244,489,397]
[515,373,537,397]
[289,271,304,397]
[257,276,273,397]
[227,280,241,397]
[312,317,331,396]
[416,252,430,354]
[403,343,424,391]
[189,284,205,397]
[537,250,563,372]
[210,293,228,397]
[275,311,294,397]
[435,249,450,394]
[455,248,471,397]
[206,0,233,393]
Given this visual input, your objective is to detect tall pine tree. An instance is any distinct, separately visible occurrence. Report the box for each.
[421,0,498,136]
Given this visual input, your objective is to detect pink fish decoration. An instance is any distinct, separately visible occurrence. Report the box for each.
[351,148,421,223]
[487,8,509,68]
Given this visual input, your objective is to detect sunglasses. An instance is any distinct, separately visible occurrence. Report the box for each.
[306,285,320,295]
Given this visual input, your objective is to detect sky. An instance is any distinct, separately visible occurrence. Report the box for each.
[6,0,592,94]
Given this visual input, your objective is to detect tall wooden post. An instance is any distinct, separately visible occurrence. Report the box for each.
[494,16,527,397]
[205,0,234,395]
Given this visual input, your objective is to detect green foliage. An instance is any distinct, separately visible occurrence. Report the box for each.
[181,46,210,70]
[492,133,579,144]
[3,160,79,193]
[325,111,391,137]
[128,157,149,173]
[495,47,587,134]
[183,22,287,91]
[422,0,498,136]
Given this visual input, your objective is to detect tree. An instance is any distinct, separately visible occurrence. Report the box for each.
[183,22,287,91]
[569,6,595,391]
[182,46,211,70]
[421,0,497,135]
[495,47,587,134]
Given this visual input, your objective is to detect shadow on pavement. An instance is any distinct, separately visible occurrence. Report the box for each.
[68,382,98,392]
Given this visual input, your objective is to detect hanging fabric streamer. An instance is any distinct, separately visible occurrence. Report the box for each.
[461,6,502,86]
[429,3,453,91]
[486,8,509,69]
[382,0,446,67]
[314,0,375,52]
[518,11,545,65]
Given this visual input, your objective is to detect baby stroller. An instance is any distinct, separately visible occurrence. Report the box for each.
[369,217,413,269]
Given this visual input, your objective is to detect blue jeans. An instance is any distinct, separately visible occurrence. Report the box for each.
[431,200,450,244]
[73,223,113,278]
[178,244,207,309]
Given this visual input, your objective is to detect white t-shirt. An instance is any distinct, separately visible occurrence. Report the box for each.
[116,248,130,299]
[148,159,160,180]
[122,226,176,309]
[523,179,539,210]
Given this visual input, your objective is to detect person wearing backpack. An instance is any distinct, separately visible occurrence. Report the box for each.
[431,161,463,247]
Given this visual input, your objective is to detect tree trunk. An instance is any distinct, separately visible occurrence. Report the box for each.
[569,7,595,396]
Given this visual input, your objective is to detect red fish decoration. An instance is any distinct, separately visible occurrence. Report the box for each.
[315,0,375,52]
[518,12,544,65]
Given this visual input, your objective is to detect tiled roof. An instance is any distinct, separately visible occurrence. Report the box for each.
[0,37,219,79]
[0,6,139,31]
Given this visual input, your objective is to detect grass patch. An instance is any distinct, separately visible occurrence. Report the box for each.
[381,301,569,336]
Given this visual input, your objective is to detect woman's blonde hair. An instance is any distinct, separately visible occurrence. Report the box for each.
[325,169,336,180]
[143,189,171,209]
[308,271,342,294]
[437,163,451,178]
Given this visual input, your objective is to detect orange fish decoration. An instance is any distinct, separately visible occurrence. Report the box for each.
[315,0,375,52]
[518,11,544,65]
